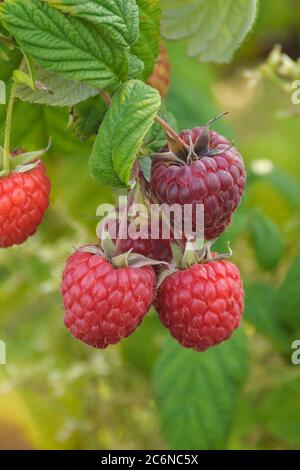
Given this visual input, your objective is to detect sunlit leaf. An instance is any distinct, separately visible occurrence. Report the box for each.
[0,0,128,88]
[89,79,161,188]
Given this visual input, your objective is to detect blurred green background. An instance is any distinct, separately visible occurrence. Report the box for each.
[1,0,300,450]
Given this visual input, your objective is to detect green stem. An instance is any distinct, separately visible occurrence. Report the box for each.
[2,80,17,173]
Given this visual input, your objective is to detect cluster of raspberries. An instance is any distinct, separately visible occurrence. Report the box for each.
[62,124,246,352]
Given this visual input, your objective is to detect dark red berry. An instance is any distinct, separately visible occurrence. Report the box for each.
[0,162,51,248]
[155,258,244,351]
[116,235,172,263]
[102,210,173,263]
[151,128,246,240]
[62,249,156,349]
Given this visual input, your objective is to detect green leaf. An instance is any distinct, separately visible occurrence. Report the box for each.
[161,0,258,63]
[154,328,249,450]
[132,0,161,80]
[128,52,144,79]
[89,79,161,189]
[143,110,178,154]
[74,95,108,141]
[261,378,300,447]
[249,209,284,271]
[47,0,139,48]
[244,282,289,351]
[16,68,98,107]
[139,156,152,182]
[0,0,128,88]
[277,255,300,332]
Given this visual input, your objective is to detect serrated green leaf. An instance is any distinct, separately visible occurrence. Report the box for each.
[132,0,161,80]
[261,378,300,447]
[16,68,98,107]
[47,0,139,48]
[244,282,289,351]
[154,328,249,450]
[0,0,128,88]
[277,255,300,332]
[249,209,284,271]
[74,95,108,141]
[89,79,161,189]
[161,0,258,63]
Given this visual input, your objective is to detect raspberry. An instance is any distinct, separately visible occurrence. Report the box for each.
[155,258,244,351]
[0,162,51,248]
[62,249,156,349]
[151,127,246,240]
[117,235,172,263]
[100,208,173,263]
[147,44,170,98]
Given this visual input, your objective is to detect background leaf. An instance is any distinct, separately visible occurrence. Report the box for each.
[161,0,258,63]
[261,378,300,448]
[154,328,249,450]
[89,79,161,188]
[0,0,128,88]
[244,282,288,351]
[264,169,300,210]
[249,209,284,271]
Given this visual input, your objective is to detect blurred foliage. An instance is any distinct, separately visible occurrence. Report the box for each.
[1,0,300,450]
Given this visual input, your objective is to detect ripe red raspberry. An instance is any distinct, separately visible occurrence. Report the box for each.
[155,259,244,351]
[151,127,246,240]
[0,162,51,248]
[62,250,156,349]
[147,44,170,98]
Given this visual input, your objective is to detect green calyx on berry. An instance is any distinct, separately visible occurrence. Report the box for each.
[0,139,52,178]
[157,240,233,289]
[83,214,170,270]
